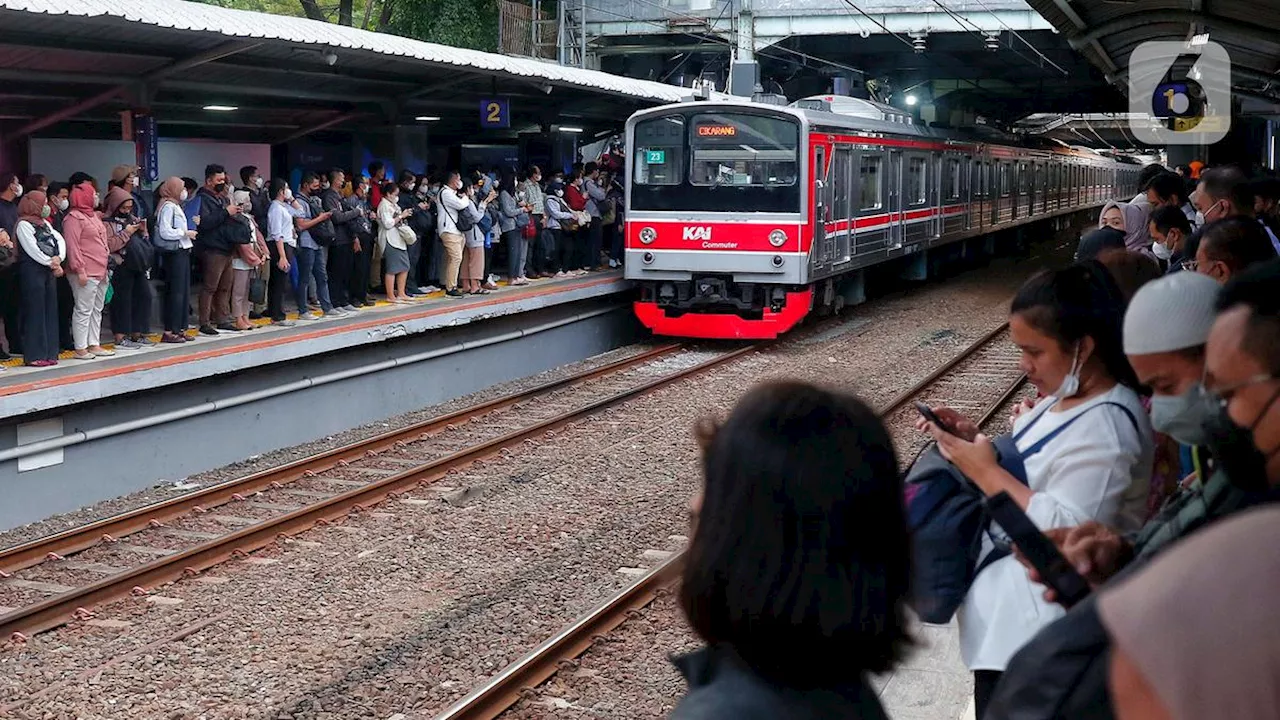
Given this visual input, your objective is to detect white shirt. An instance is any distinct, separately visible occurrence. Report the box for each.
[16,219,66,265]
[957,384,1153,672]
[156,201,193,250]
[268,200,296,248]
[436,187,470,236]
[377,197,406,251]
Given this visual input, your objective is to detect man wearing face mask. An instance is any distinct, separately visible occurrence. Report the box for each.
[239,166,269,235]
[1147,205,1192,273]
[0,172,25,360]
[193,163,246,335]
[983,266,1280,720]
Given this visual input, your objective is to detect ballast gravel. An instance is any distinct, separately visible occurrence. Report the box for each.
[2,234,1078,719]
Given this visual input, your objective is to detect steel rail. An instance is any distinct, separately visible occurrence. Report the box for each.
[2,344,759,641]
[433,321,1022,720]
[0,344,683,577]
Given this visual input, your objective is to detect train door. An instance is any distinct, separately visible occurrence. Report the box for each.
[812,145,828,273]
[833,146,853,263]
[888,149,904,251]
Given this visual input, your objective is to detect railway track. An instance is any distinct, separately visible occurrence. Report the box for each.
[0,343,760,642]
[434,321,1028,720]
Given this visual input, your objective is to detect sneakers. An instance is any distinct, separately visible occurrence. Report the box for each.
[342,304,359,312]
[134,335,156,346]
[116,337,141,349]
[446,288,465,298]
[274,319,297,327]
[199,324,220,336]
[324,308,347,318]
[298,312,322,321]
[608,258,619,269]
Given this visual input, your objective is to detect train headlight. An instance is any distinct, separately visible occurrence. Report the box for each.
[639,227,657,244]
[768,229,787,247]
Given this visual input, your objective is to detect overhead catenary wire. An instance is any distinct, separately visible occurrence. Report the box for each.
[584,1,868,77]
[964,0,1070,76]
[926,0,1067,78]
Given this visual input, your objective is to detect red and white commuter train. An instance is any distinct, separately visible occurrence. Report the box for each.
[623,95,1142,339]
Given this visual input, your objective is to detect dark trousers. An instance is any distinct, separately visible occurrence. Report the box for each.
[110,264,153,336]
[267,244,293,321]
[555,229,575,271]
[57,274,74,350]
[18,255,58,363]
[161,249,191,333]
[528,226,553,275]
[974,670,1003,720]
[406,234,423,292]
[350,240,370,304]
[608,223,624,261]
[0,264,21,354]
[503,229,524,280]
[328,241,354,307]
[426,234,443,288]
[587,219,603,268]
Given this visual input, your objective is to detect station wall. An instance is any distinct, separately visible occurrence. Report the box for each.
[29,138,271,187]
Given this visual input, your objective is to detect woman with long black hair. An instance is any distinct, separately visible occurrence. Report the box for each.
[917,261,1155,718]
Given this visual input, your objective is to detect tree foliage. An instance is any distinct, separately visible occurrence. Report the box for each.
[190,0,502,50]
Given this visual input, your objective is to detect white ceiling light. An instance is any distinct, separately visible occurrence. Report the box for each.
[203,105,238,111]
[559,126,584,133]
[415,115,441,121]
[905,94,918,106]
[1190,32,1210,46]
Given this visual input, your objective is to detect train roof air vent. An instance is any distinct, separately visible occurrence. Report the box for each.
[790,95,912,124]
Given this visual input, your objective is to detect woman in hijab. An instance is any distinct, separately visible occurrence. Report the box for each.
[152,176,197,344]
[14,190,65,367]
[1099,505,1280,720]
[1099,200,1152,253]
[104,187,153,348]
[61,181,114,359]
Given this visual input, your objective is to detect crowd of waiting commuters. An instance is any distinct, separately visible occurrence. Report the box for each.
[668,160,1280,719]
[0,158,626,367]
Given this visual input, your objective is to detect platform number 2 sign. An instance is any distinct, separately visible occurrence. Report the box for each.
[480,98,510,129]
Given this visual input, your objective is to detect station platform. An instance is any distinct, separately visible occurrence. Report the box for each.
[0,270,640,530]
[0,271,632,421]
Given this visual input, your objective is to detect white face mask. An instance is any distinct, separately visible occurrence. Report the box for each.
[1151,240,1173,261]
[56,197,69,211]
[284,189,293,202]
[1150,379,1216,446]
[254,177,264,190]
[180,189,189,202]
[1193,210,1206,228]
[93,192,101,208]
[131,177,140,188]
[12,183,23,197]
[1054,343,1082,399]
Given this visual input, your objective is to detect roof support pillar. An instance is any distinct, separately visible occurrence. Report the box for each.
[2,40,261,142]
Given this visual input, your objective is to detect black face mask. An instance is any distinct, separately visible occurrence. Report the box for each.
[214,182,227,194]
[1205,384,1280,494]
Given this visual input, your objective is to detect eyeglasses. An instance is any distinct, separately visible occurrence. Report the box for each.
[1207,373,1276,407]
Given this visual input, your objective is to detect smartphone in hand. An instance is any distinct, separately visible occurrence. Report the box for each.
[985,491,1092,609]
[915,402,954,435]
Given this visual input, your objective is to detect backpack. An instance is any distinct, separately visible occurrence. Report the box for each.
[306,195,335,245]
[446,196,475,234]
[905,400,1139,625]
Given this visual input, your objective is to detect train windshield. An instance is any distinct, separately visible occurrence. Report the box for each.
[631,111,801,213]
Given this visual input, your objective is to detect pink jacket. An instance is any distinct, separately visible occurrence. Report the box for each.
[62,184,110,280]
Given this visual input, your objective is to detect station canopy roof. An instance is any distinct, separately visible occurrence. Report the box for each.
[1022,0,1280,115]
[0,0,727,144]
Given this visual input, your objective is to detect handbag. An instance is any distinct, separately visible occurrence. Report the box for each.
[521,214,537,239]
[248,276,267,305]
[396,224,418,246]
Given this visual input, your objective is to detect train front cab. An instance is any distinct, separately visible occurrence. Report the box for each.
[624,105,813,340]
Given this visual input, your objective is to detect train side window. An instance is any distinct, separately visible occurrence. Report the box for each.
[859,155,882,210]
[945,158,961,201]
[907,156,927,205]
[1000,163,1010,197]
[833,147,852,221]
